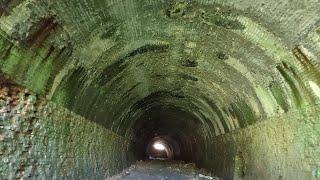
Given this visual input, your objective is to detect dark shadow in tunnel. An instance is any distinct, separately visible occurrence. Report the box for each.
[131,104,205,164]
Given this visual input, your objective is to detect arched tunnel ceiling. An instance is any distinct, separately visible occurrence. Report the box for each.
[0,0,320,141]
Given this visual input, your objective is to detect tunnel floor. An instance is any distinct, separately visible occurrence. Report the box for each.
[109,161,219,180]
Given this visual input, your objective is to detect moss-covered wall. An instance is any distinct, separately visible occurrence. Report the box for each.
[0,1,316,134]
[0,85,134,179]
[0,1,320,179]
[201,104,320,180]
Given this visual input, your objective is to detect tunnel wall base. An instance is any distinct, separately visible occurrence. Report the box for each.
[202,105,320,180]
[0,93,134,179]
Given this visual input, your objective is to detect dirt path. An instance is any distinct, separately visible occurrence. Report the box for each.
[109,161,219,180]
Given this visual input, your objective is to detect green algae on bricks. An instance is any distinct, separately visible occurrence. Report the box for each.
[1,48,22,75]
[269,82,289,112]
[165,1,245,30]
[166,1,191,18]
[26,60,53,94]
[100,22,119,40]
[0,45,54,94]
[200,10,245,30]
[230,100,256,128]
[51,67,87,108]
[316,28,320,36]
[0,35,14,59]
[276,64,303,107]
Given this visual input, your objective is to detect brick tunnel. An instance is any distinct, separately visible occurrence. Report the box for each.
[0,0,320,179]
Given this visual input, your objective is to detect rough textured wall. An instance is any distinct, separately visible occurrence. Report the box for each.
[0,0,320,179]
[0,80,134,179]
[203,104,320,180]
[0,0,319,142]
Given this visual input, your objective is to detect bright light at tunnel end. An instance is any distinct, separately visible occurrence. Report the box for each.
[153,142,166,151]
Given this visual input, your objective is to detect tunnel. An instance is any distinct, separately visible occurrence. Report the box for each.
[0,0,320,179]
